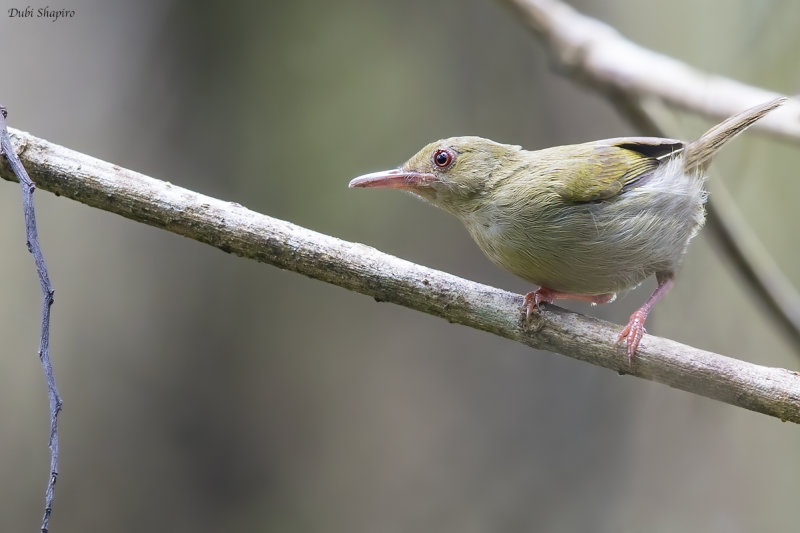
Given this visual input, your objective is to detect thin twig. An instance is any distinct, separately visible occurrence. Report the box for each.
[501,0,800,351]
[1,128,799,423]
[704,185,800,347]
[0,113,61,532]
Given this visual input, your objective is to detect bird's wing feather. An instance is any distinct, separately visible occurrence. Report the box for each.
[554,138,684,203]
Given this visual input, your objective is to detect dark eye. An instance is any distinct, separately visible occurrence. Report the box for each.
[433,148,454,168]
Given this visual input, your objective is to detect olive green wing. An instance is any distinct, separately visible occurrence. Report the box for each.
[554,137,684,203]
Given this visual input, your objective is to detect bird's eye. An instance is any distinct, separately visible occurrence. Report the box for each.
[433,149,454,168]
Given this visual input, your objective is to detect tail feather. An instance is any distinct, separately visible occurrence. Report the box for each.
[684,96,788,173]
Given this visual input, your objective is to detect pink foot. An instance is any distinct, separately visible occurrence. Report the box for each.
[618,309,647,364]
[616,272,675,365]
[523,288,556,319]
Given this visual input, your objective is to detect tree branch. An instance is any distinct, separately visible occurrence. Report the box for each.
[1,128,799,423]
[501,0,800,351]
[0,113,61,533]
[501,0,800,143]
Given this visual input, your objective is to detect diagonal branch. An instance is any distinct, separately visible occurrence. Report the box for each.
[500,0,800,143]
[0,112,61,533]
[1,128,800,424]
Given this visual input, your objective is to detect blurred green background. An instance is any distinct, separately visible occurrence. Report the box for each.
[1,0,799,531]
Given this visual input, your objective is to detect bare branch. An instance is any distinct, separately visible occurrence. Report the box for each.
[0,113,61,533]
[1,128,799,424]
[501,0,800,143]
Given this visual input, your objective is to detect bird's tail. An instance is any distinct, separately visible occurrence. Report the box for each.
[684,96,787,173]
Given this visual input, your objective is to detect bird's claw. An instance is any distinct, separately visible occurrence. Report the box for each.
[618,310,647,365]
[523,289,555,321]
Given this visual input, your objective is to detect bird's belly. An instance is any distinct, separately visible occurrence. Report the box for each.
[464,187,705,295]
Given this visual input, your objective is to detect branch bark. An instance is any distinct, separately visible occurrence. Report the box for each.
[2,128,799,423]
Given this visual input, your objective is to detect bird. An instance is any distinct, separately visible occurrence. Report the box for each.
[349,97,787,361]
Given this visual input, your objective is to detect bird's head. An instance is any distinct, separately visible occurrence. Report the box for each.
[349,136,519,216]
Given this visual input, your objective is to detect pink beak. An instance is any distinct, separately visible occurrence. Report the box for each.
[348,169,435,190]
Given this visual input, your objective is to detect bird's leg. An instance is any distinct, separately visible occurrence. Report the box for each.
[524,287,616,319]
[618,271,675,363]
